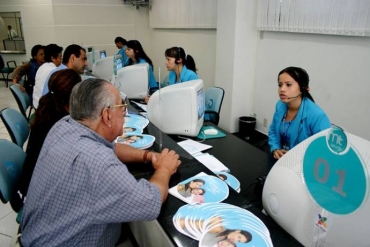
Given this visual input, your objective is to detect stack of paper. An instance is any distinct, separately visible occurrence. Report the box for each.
[173,202,273,247]
[116,134,155,149]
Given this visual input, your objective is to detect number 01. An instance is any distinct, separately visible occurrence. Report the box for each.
[314,158,347,197]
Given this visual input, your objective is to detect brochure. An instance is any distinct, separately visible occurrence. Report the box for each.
[124,113,149,129]
[169,172,229,205]
[115,134,155,149]
[173,202,272,247]
[214,171,240,193]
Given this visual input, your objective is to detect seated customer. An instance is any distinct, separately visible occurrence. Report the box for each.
[12,44,45,101]
[21,78,181,246]
[18,69,82,197]
[268,66,331,160]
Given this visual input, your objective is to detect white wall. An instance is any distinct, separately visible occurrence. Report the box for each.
[1,0,369,140]
[253,31,370,140]
[215,0,258,133]
[0,0,216,93]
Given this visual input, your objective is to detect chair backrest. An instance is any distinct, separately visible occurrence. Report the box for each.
[0,108,29,148]
[0,54,4,70]
[205,87,225,113]
[9,85,31,120]
[204,87,225,125]
[0,139,26,203]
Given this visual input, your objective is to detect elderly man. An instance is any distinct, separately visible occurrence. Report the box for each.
[21,78,181,246]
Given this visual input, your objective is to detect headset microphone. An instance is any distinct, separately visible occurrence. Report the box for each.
[287,94,301,99]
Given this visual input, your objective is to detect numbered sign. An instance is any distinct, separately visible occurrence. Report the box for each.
[303,127,367,215]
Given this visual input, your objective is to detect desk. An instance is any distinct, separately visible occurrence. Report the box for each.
[125,109,302,246]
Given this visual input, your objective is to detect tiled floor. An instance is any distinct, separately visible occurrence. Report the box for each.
[0,81,20,247]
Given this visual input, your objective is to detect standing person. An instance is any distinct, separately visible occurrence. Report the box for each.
[18,69,82,197]
[114,36,128,66]
[125,40,158,91]
[21,78,181,246]
[268,66,331,160]
[7,25,17,39]
[33,44,63,108]
[12,44,45,100]
[41,44,87,95]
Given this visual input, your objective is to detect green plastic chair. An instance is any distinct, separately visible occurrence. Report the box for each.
[9,85,34,121]
[0,108,30,148]
[204,87,225,125]
[0,55,17,87]
[0,139,26,223]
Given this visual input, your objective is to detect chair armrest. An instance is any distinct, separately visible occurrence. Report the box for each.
[7,60,17,69]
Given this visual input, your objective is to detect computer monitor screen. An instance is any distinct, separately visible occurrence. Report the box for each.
[86,49,100,71]
[114,63,149,100]
[113,54,123,77]
[147,79,204,137]
[92,56,114,81]
[100,50,107,59]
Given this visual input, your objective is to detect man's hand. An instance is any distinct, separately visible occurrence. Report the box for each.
[151,148,181,175]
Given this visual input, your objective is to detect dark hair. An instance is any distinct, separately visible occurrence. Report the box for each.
[126,40,153,70]
[62,44,86,64]
[192,188,205,195]
[165,47,197,73]
[278,66,314,102]
[217,229,252,243]
[192,179,205,184]
[31,69,81,129]
[115,37,127,45]
[44,44,63,63]
[70,78,115,121]
[31,45,44,58]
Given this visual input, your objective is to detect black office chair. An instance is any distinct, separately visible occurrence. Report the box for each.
[204,87,225,125]
[0,54,17,87]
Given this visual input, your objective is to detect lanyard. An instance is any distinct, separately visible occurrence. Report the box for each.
[281,110,297,150]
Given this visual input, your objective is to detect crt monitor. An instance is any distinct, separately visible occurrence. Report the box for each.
[262,127,370,246]
[99,50,106,59]
[147,79,204,137]
[114,63,149,100]
[92,56,114,81]
[86,49,101,71]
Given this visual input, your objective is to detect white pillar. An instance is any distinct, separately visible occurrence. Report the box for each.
[215,0,258,133]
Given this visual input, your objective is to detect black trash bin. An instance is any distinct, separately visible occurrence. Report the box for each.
[239,116,256,141]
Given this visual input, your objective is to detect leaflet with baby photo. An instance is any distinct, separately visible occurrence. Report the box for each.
[169,172,229,205]
[115,134,155,149]
[173,202,272,247]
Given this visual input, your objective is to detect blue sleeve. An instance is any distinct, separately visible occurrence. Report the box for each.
[310,111,331,135]
[268,102,282,153]
[148,65,158,89]
[188,73,199,81]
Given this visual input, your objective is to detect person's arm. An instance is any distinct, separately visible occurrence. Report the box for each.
[114,143,159,163]
[12,62,30,92]
[149,148,181,202]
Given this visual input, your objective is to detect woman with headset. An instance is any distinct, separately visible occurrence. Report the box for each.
[163,46,198,85]
[268,66,331,160]
[125,40,157,92]
[145,47,198,103]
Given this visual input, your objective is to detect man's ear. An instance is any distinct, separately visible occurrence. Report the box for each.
[101,108,111,127]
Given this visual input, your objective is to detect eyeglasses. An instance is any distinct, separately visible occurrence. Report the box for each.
[107,103,127,111]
